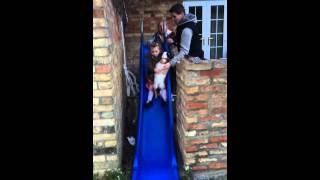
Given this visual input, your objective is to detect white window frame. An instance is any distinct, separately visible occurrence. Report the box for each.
[183,0,227,59]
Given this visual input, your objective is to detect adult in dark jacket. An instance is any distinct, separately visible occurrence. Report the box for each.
[163,3,205,70]
[163,3,205,94]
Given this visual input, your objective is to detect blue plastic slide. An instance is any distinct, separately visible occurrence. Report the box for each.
[131,22,179,180]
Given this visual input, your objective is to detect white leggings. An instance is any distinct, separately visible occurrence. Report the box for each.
[153,74,166,90]
[147,88,167,102]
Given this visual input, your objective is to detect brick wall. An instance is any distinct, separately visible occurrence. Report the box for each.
[124,0,182,78]
[176,59,227,179]
[93,0,125,174]
[93,0,228,177]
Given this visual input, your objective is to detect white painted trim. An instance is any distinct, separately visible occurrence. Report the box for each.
[183,0,227,59]
[223,0,227,58]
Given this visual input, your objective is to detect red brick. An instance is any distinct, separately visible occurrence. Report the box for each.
[185,78,210,86]
[144,27,152,33]
[96,65,112,73]
[128,9,140,14]
[144,10,153,14]
[208,162,227,169]
[181,93,194,102]
[185,102,208,110]
[210,95,226,108]
[194,94,209,101]
[209,136,227,143]
[198,109,209,115]
[185,109,208,117]
[211,107,227,114]
[93,9,104,18]
[221,128,227,133]
[212,93,227,99]
[126,24,139,33]
[199,116,221,122]
[183,86,199,95]
[192,165,208,171]
[185,146,198,153]
[189,139,208,145]
[187,124,207,130]
[200,68,223,77]
[200,143,219,149]
[183,60,214,71]
[200,85,226,93]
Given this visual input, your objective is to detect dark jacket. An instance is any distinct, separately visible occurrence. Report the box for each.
[176,14,204,59]
[146,52,163,82]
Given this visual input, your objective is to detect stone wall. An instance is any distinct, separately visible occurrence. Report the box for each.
[93,0,125,174]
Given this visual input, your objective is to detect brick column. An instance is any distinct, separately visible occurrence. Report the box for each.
[93,0,124,174]
[176,59,227,178]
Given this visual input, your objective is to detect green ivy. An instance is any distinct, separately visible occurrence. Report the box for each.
[93,166,192,180]
[181,165,193,180]
[93,173,100,180]
[93,168,131,180]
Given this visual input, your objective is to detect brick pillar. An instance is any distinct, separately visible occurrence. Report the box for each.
[93,0,124,174]
[176,59,227,178]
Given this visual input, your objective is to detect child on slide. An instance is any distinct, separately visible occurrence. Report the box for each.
[145,42,169,106]
[153,52,170,102]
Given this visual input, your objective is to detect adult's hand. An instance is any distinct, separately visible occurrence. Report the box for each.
[163,62,171,69]
[154,68,161,73]
[166,38,174,44]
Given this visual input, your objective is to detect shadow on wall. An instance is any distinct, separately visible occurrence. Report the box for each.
[121,96,138,170]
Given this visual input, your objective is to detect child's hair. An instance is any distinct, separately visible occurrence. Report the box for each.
[149,42,162,51]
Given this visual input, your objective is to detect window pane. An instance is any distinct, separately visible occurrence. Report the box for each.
[218,6,224,19]
[218,20,223,33]
[217,34,223,46]
[211,20,216,33]
[211,6,217,19]
[197,21,202,35]
[217,47,223,59]
[210,34,216,47]
[210,48,216,59]
[196,6,202,20]
[189,7,195,15]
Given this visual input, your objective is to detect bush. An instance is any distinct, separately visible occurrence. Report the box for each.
[181,165,193,180]
[93,173,100,180]
[93,168,131,180]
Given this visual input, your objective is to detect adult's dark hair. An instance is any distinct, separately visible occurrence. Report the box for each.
[169,3,185,15]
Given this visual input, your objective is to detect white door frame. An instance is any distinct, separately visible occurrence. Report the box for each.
[183,0,227,59]
[183,1,208,58]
